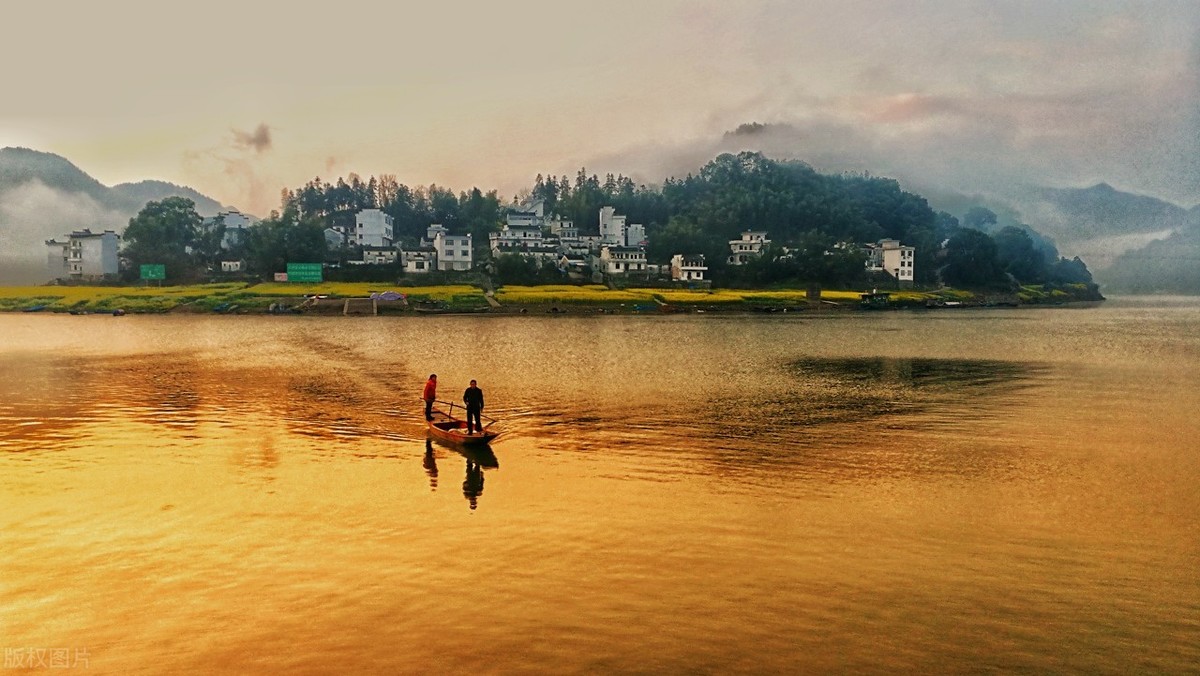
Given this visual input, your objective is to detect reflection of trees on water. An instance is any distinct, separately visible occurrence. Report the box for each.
[503,356,1057,487]
[744,357,1046,428]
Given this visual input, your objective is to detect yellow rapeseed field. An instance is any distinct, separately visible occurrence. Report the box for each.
[494,285,653,304]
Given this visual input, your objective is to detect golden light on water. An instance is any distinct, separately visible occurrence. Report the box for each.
[2,302,1199,672]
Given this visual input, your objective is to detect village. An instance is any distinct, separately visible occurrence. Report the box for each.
[44,196,916,289]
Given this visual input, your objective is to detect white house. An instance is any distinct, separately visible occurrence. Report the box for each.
[489,223,544,253]
[598,206,646,247]
[360,245,398,265]
[728,231,770,265]
[45,229,120,280]
[864,239,915,285]
[548,217,577,239]
[402,248,436,274]
[203,209,255,250]
[422,224,448,247]
[355,209,394,248]
[626,223,646,247]
[505,211,539,228]
[434,232,473,271]
[670,254,708,282]
[220,260,244,273]
[598,206,626,245]
[594,245,648,276]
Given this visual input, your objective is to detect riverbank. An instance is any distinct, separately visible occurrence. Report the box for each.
[0,282,1102,315]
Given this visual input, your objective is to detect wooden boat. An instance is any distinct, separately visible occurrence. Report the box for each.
[426,402,500,445]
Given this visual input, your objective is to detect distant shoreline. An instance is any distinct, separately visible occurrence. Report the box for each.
[0,281,1104,315]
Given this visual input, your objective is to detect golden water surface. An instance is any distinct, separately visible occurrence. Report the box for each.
[2,298,1199,673]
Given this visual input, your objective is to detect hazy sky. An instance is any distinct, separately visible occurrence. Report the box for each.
[2,0,1197,215]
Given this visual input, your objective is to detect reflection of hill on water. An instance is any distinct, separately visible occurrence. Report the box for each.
[762,356,1047,428]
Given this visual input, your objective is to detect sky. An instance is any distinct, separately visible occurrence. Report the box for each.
[2,0,1198,217]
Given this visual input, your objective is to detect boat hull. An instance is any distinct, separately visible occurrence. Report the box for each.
[427,417,499,445]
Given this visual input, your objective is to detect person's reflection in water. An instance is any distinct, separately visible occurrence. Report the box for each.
[423,439,438,491]
[462,459,485,510]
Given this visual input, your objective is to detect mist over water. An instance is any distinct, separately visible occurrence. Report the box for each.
[2,302,1199,673]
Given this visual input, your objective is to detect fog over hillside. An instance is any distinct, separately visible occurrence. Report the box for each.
[0,148,228,284]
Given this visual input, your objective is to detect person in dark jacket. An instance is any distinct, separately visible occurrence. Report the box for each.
[463,379,484,434]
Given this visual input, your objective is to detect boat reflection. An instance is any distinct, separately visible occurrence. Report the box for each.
[427,434,499,469]
[463,460,485,510]
[422,439,438,491]
[425,435,498,510]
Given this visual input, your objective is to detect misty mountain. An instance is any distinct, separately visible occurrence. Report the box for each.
[110,180,225,216]
[0,147,231,284]
[0,146,112,202]
[1099,209,1200,294]
[0,147,227,216]
[1019,183,1191,240]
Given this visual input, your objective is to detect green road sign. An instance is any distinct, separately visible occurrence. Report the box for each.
[140,264,166,280]
[286,262,323,283]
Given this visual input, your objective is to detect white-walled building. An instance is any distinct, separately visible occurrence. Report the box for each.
[864,239,915,285]
[359,246,398,265]
[402,248,436,274]
[505,211,539,228]
[548,217,576,239]
[434,232,473,271]
[728,231,771,265]
[594,245,648,276]
[625,223,646,247]
[354,209,394,248]
[45,229,120,280]
[599,206,627,246]
[670,254,708,282]
[423,224,448,247]
[203,209,255,250]
[598,206,646,247]
[490,223,544,253]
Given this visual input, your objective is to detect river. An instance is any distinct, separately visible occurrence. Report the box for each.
[2,298,1198,673]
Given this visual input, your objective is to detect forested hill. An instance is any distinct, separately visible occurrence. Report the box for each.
[283,151,1091,290]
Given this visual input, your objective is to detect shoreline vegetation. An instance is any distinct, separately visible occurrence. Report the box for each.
[0,282,1103,315]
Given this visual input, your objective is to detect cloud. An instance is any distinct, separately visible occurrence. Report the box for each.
[182,122,278,215]
[231,123,272,154]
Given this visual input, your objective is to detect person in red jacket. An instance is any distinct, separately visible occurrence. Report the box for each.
[422,374,437,420]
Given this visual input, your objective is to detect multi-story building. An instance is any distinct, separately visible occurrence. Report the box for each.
[489,222,544,254]
[728,231,770,265]
[670,254,708,282]
[354,209,394,248]
[402,248,436,274]
[201,209,255,250]
[864,239,915,286]
[594,245,648,276]
[598,206,627,246]
[434,232,473,271]
[45,229,120,281]
[598,206,645,247]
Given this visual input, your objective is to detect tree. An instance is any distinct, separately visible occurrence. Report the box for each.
[942,228,1006,288]
[122,197,203,281]
[993,226,1045,283]
[244,206,328,278]
[962,206,999,233]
